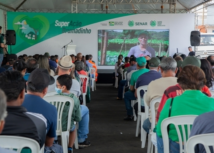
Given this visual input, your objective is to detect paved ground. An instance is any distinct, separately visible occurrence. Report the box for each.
[75,84,147,153]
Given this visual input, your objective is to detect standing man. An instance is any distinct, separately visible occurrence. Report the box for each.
[0,26,5,66]
[128,31,156,58]
[188,46,195,56]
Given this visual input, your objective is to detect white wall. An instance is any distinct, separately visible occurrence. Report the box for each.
[18,14,195,69]
[0,9,6,33]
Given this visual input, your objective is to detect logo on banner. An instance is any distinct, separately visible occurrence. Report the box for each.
[128,21,134,27]
[109,21,123,26]
[150,21,156,27]
[135,22,147,26]
[101,23,107,26]
[13,15,50,44]
[55,20,82,28]
[157,21,165,26]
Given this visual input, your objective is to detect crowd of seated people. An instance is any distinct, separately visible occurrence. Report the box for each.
[0,52,98,153]
[114,52,214,153]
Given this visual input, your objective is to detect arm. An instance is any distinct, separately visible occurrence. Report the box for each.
[45,136,54,147]
[130,85,134,91]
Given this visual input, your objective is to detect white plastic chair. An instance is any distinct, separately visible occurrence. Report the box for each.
[124,71,127,80]
[45,92,56,97]
[89,67,96,91]
[135,86,148,138]
[147,96,162,153]
[210,91,214,98]
[115,77,118,88]
[161,115,197,153]
[0,136,41,153]
[131,100,137,121]
[79,74,89,105]
[187,133,214,153]
[44,95,74,153]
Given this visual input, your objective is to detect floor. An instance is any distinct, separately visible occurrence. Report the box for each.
[75,84,147,153]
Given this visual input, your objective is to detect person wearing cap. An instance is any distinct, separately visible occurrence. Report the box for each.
[44,52,57,70]
[156,65,214,153]
[156,56,211,123]
[128,31,156,58]
[133,57,162,120]
[0,71,47,149]
[143,57,178,132]
[188,46,195,56]
[123,56,149,120]
[22,69,58,148]
[48,55,81,97]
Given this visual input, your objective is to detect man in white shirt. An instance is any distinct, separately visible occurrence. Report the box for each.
[48,55,81,96]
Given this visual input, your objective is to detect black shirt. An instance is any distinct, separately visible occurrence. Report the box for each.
[1,106,46,148]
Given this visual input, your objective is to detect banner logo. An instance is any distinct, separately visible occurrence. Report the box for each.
[150,21,156,27]
[109,21,123,26]
[109,21,115,26]
[135,22,147,26]
[13,15,50,44]
[128,21,134,27]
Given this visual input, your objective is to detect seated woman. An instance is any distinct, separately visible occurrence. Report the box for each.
[13,59,27,76]
[156,65,214,153]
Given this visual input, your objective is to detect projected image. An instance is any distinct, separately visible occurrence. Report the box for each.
[98,29,169,66]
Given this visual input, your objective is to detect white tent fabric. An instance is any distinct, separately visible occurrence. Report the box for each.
[0,0,211,13]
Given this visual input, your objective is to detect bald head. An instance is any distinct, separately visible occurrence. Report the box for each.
[77,53,82,61]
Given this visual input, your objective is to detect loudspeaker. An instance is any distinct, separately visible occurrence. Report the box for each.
[6,30,16,45]
[190,31,200,46]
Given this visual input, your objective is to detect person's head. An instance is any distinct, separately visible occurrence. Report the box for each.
[174,56,183,62]
[26,58,39,73]
[138,31,149,46]
[130,57,136,66]
[27,69,55,97]
[56,74,72,94]
[178,65,206,90]
[118,54,123,60]
[159,57,177,77]
[7,54,17,66]
[0,71,26,106]
[89,54,93,60]
[0,26,2,33]
[77,53,82,61]
[75,61,85,71]
[180,54,186,60]
[136,57,147,69]
[188,46,193,52]
[44,52,50,59]
[200,59,213,88]
[0,89,6,134]
[207,55,214,67]
[58,55,74,75]
[117,57,122,66]
[148,57,160,71]
[55,55,59,59]
[13,59,27,76]
[85,55,90,60]
[125,57,130,63]
[70,54,76,63]
[38,56,50,73]
[50,56,57,62]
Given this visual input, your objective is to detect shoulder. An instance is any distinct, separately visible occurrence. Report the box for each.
[72,79,80,85]
[25,112,47,127]
[146,45,155,51]
[130,45,138,50]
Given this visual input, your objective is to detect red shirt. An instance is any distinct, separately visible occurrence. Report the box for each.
[124,63,130,68]
[156,84,211,123]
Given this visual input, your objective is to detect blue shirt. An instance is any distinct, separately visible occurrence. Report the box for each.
[86,60,92,68]
[127,65,137,73]
[22,94,57,138]
[24,73,30,81]
[49,60,57,69]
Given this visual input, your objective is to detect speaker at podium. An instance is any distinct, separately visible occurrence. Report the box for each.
[66,45,76,55]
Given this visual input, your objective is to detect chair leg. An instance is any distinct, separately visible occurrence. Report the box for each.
[94,81,96,90]
[141,114,147,148]
[147,133,152,153]
[74,128,79,149]
[61,132,69,153]
[83,94,86,105]
[92,80,94,91]
[136,115,141,137]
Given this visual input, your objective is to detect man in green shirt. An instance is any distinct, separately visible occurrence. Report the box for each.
[124,56,149,120]
[0,26,5,66]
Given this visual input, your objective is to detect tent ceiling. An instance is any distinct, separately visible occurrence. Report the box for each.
[0,0,211,13]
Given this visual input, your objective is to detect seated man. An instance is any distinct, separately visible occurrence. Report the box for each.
[124,56,149,120]
[48,55,81,97]
[143,57,178,133]
[22,69,58,148]
[133,57,162,117]
[24,58,39,81]
[56,75,90,150]
[0,89,16,153]
[0,71,46,148]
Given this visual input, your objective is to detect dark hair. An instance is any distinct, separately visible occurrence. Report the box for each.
[178,65,206,90]
[207,55,214,66]
[0,71,26,102]
[89,55,92,60]
[26,58,39,73]
[50,55,56,62]
[180,54,186,60]
[200,59,213,88]
[57,74,72,90]
[13,59,27,72]
[125,57,129,63]
[55,55,58,58]
[174,56,183,62]
[85,55,89,60]
[0,26,2,30]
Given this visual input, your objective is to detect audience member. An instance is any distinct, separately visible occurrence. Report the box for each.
[123,56,149,120]
[207,55,214,69]
[174,56,183,62]
[200,59,213,90]
[70,54,76,63]
[48,55,81,96]
[0,26,5,66]
[156,56,211,122]
[156,65,214,153]
[56,75,90,150]
[143,57,177,133]
[55,55,59,63]
[24,58,39,81]
[0,89,17,153]
[2,54,17,71]
[13,59,27,76]
[180,54,186,60]
[38,56,55,76]
[133,57,162,117]
[44,52,57,70]
[123,57,130,68]
[88,55,98,81]
[85,55,92,68]
[0,71,46,148]
[115,57,123,79]
[22,69,58,149]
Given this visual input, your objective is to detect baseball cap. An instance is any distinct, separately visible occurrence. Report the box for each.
[177,60,183,68]
[149,57,160,67]
[27,68,55,91]
[136,57,147,67]
[58,55,74,70]
[182,56,201,68]
[44,52,50,57]
[75,61,84,71]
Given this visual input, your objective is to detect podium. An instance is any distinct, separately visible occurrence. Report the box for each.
[66,45,76,55]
